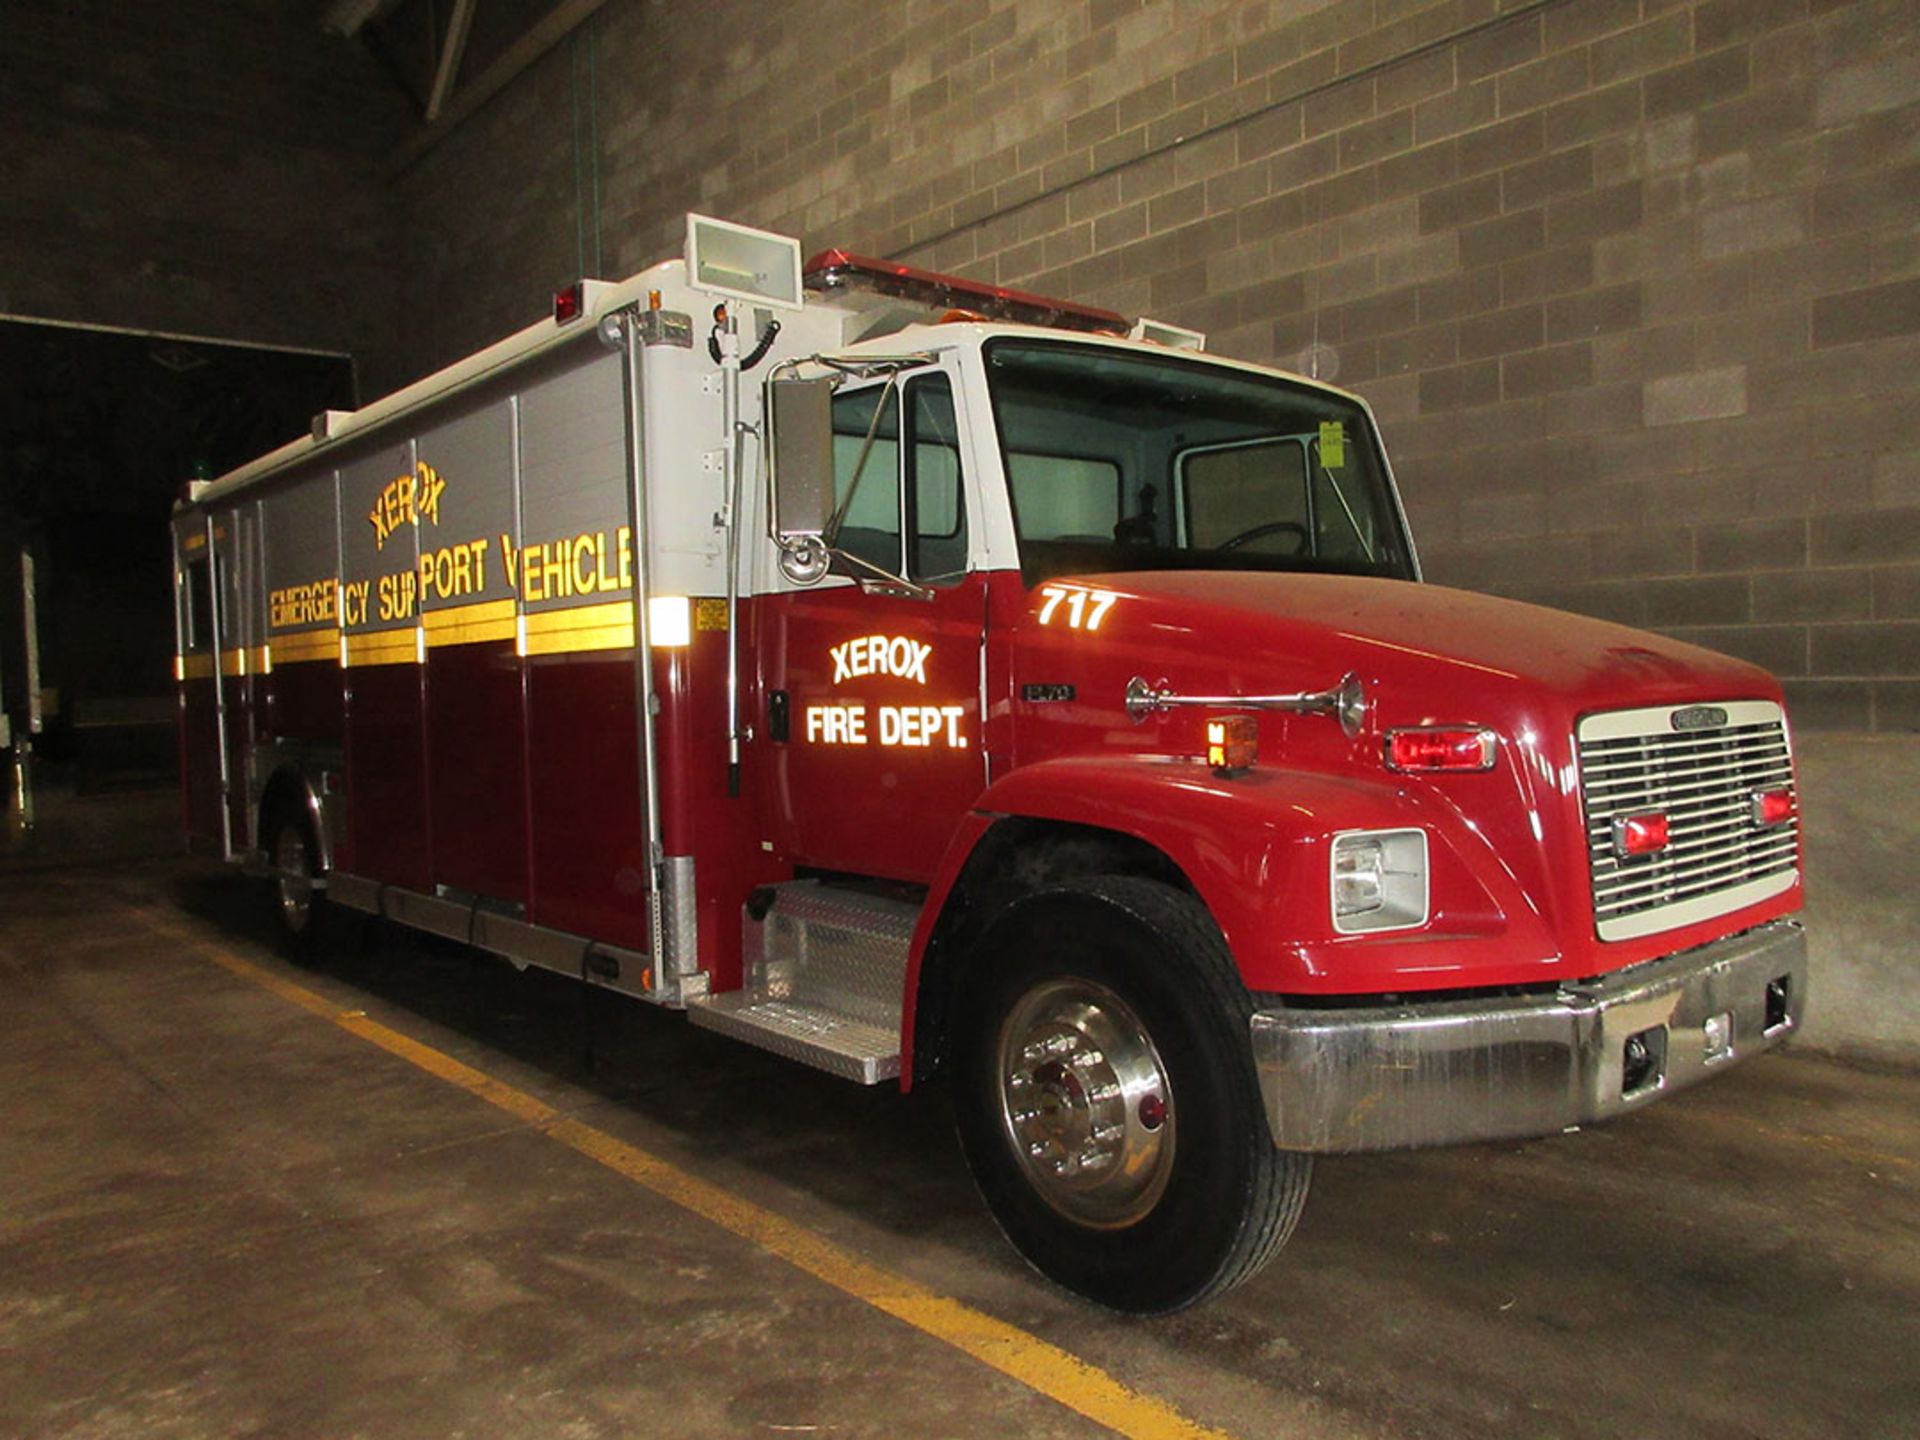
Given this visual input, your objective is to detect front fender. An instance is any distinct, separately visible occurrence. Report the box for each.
[915,754,1559,1001]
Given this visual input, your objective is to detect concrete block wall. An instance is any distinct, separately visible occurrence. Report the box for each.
[393,0,1918,1061]
[403,0,1920,732]
[1,0,411,390]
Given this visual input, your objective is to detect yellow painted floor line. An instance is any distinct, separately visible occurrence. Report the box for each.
[138,909,1235,1440]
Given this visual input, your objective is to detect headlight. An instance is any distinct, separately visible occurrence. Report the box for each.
[1330,828,1428,934]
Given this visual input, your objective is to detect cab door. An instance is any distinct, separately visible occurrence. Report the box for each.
[757,366,987,883]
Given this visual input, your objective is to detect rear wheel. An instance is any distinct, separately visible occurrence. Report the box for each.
[953,875,1311,1313]
[266,807,326,964]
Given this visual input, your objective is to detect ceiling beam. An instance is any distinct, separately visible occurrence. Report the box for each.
[424,0,478,123]
[320,0,399,38]
[391,0,613,172]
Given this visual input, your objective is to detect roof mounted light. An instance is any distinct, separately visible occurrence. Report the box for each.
[687,213,805,310]
[803,250,1128,334]
[1129,317,1207,351]
[554,282,586,325]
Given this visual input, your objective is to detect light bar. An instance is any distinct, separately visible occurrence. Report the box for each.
[803,250,1128,334]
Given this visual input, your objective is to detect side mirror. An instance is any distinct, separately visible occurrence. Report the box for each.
[769,377,834,542]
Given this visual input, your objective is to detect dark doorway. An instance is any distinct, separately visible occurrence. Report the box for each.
[0,318,355,764]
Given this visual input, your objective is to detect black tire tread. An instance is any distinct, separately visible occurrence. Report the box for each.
[1075,875,1311,1303]
[955,873,1311,1311]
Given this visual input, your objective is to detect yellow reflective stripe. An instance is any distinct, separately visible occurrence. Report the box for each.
[178,653,215,680]
[423,597,517,648]
[219,646,271,677]
[343,627,422,667]
[256,599,707,665]
[270,627,343,666]
[521,600,634,657]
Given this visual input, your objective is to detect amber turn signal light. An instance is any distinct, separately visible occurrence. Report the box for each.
[1207,716,1258,775]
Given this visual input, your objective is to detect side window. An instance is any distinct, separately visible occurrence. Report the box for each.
[183,556,213,651]
[1182,440,1309,552]
[907,374,967,581]
[832,373,971,583]
[831,384,902,576]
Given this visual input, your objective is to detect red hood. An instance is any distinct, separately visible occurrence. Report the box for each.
[1061,571,1778,720]
[1000,569,1798,995]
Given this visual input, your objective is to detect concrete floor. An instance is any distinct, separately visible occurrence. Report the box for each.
[1,790,1916,1438]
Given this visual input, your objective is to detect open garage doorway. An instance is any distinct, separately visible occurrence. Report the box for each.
[0,317,354,795]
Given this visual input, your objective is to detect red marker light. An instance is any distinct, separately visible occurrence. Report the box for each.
[1751,788,1795,827]
[1384,727,1497,772]
[1613,812,1670,860]
[553,282,585,324]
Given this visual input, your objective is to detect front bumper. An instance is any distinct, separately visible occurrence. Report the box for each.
[1250,919,1807,1153]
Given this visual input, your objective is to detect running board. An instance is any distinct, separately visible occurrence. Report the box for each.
[690,881,919,1084]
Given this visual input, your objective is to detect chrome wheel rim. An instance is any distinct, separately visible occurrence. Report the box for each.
[275,826,313,935]
[995,978,1174,1229]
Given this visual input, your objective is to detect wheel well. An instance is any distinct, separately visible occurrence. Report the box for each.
[257,769,321,868]
[911,817,1194,1083]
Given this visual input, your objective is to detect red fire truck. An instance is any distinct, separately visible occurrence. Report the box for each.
[175,215,1807,1312]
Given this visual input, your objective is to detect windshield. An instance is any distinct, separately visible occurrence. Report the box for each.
[984,339,1415,585]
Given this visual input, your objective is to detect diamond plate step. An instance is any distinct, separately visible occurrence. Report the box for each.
[688,881,919,1085]
[688,996,902,1083]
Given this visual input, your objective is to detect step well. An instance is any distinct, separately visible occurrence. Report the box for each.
[689,881,920,1084]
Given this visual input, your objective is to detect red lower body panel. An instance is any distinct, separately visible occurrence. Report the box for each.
[267,658,345,748]
[525,652,647,948]
[345,661,430,891]
[180,681,222,844]
[427,641,529,904]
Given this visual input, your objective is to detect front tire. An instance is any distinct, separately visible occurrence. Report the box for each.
[953,876,1311,1313]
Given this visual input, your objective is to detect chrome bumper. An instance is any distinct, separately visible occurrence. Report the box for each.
[1250,920,1808,1154]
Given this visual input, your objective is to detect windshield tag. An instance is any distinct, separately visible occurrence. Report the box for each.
[1318,421,1346,469]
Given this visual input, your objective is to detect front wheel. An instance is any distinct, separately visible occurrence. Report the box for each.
[953,876,1311,1313]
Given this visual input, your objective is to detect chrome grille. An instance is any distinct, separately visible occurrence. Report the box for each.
[1577,701,1798,941]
